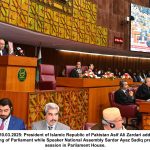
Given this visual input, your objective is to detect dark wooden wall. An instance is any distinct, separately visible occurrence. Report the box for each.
[14,0,150,76]
[93,0,150,50]
[21,46,150,76]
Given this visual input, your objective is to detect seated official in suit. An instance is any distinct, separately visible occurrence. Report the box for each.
[83,64,96,77]
[0,98,26,130]
[91,107,126,130]
[70,61,83,78]
[135,77,150,100]
[32,103,70,130]
[0,39,7,56]
[115,80,135,105]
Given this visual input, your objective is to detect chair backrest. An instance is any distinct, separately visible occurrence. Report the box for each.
[65,65,75,77]
[83,122,97,130]
[82,66,88,73]
[109,91,138,118]
[39,64,56,90]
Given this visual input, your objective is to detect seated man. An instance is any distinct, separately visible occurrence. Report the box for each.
[0,98,26,130]
[83,64,96,78]
[135,77,150,100]
[0,39,7,56]
[32,102,70,130]
[114,80,135,105]
[91,107,125,130]
[70,61,83,78]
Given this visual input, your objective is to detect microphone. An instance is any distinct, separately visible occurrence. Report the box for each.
[15,47,24,56]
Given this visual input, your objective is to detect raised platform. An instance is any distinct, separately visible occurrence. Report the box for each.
[56,77,133,87]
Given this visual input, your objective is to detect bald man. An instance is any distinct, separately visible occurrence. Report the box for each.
[0,39,7,56]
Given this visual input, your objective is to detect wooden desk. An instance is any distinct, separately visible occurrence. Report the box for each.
[137,101,150,130]
[56,77,133,87]
[57,77,133,123]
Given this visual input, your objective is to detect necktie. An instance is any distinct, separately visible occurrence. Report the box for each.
[48,126,53,130]
[0,120,4,130]
[125,90,128,95]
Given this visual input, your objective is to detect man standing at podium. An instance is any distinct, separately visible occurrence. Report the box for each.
[0,39,7,56]
[0,98,26,130]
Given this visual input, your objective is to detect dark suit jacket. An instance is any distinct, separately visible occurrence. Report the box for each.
[135,83,150,100]
[91,123,104,130]
[8,116,26,130]
[114,89,135,105]
[70,68,80,78]
[1,48,8,56]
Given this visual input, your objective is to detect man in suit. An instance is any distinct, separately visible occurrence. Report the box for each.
[114,80,135,105]
[0,98,26,130]
[32,102,70,130]
[70,61,83,78]
[135,77,150,100]
[91,107,125,130]
[0,39,7,56]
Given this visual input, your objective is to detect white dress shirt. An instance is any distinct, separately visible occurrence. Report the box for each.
[0,115,11,130]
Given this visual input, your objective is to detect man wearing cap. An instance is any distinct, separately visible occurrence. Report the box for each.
[91,107,126,130]
[31,102,70,130]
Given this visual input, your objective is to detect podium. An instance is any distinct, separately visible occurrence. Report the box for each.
[0,56,37,92]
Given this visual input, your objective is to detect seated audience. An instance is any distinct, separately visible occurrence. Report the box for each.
[114,68,121,78]
[132,72,138,82]
[141,70,147,79]
[135,77,150,100]
[91,107,125,130]
[70,61,82,78]
[32,102,70,130]
[0,98,26,130]
[97,69,104,77]
[121,68,126,76]
[115,80,135,105]
[0,39,7,56]
[147,71,150,78]
[136,72,145,82]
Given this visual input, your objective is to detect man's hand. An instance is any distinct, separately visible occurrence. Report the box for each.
[129,91,134,97]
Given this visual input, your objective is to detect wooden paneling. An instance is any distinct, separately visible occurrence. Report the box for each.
[88,86,119,122]
[56,77,125,122]
[94,0,150,50]
[136,101,150,130]
[56,77,133,88]
[0,56,37,92]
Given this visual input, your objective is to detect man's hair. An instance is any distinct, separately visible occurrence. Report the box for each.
[44,103,59,115]
[119,80,126,88]
[0,98,13,108]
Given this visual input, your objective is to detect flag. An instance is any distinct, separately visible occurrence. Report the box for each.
[8,41,14,55]
[36,47,42,84]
